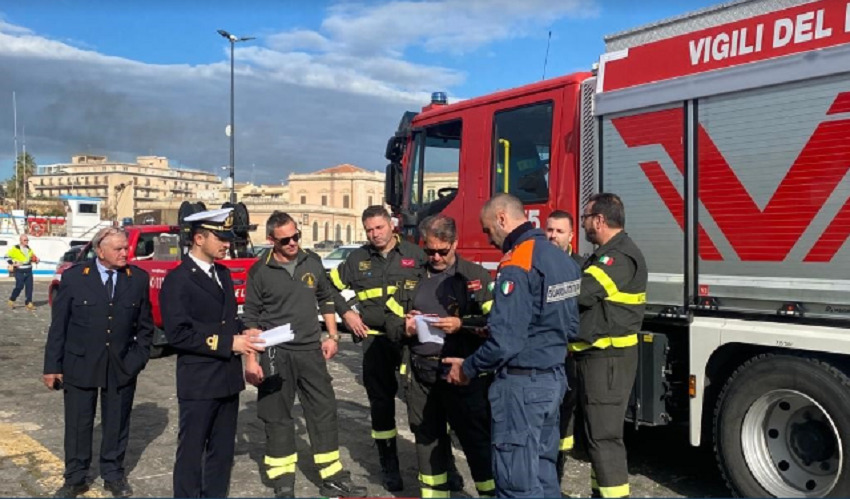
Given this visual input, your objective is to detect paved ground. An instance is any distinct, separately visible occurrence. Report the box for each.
[0,279,730,498]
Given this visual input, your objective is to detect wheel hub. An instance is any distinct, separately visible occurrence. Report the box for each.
[741,389,842,497]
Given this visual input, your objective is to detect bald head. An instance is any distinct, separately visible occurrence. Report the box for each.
[479,193,528,250]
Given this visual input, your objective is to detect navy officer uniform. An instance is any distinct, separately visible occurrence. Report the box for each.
[160,208,252,498]
[44,229,154,498]
[461,221,581,498]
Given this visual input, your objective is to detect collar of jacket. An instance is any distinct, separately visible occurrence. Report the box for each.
[264,248,308,267]
[591,230,627,258]
[368,233,404,257]
[501,221,536,253]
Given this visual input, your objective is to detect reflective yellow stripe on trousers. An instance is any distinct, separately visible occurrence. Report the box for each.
[264,453,297,478]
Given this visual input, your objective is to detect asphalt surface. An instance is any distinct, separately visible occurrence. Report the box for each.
[0,278,730,498]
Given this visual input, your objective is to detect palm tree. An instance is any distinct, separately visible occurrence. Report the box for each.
[6,152,36,207]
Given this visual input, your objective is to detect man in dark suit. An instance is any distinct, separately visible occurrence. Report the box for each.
[43,227,155,499]
[160,207,264,498]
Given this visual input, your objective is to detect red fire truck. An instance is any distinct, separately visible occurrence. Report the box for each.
[383,0,850,496]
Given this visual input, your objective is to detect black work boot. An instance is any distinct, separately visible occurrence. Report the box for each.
[272,474,296,499]
[375,438,404,492]
[320,470,367,498]
[446,450,464,491]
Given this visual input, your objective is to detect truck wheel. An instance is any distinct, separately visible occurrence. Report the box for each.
[714,354,850,497]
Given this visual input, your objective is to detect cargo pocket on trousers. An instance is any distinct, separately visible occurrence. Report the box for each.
[492,430,532,493]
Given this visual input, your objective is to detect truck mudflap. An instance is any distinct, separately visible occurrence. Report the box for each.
[626,332,671,426]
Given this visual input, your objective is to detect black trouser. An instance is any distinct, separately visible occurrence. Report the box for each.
[559,355,578,453]
[573,346,638,498]
[63,377,136,484]
[257,347,343,485]
[10,268,33,304]
[406,355,494,498]
[173,395,239,498]
[362,334,402,439]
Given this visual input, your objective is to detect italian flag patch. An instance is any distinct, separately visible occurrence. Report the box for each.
[501,281,515,296]
[599,255,614,266]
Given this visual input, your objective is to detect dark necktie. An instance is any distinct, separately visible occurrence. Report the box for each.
[105,270,115,299]
[209,266,220,288]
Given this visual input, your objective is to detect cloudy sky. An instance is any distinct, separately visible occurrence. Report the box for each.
[0,0,715,185]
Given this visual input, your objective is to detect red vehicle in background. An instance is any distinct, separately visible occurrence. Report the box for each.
[49,224,256,357]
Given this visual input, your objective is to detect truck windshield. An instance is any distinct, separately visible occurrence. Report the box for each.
[407,120,462,213]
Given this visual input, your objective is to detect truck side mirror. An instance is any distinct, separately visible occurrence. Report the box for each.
[385,162,403,210]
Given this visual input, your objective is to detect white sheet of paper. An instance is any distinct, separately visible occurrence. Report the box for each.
[415,315,444,345]
[260,324,295,347]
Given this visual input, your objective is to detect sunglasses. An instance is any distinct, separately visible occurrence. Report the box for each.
[424,247,451,257]
[272,231,301,246]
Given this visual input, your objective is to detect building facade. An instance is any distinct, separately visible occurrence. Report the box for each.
[28,155,221,220]
[136,163,385,248]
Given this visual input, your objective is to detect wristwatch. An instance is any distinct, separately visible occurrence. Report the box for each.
[324,333,340,343]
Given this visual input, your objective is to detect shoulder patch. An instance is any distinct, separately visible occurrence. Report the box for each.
[599,255,614,266]
[500,280,515,296]
[499,239,534,272]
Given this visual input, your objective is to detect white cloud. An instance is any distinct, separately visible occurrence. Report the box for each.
[0,0,597,183]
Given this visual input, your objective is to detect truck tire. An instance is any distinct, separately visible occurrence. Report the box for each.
[714,353,850,497]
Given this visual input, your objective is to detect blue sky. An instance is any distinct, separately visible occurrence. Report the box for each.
[0,0,718,184]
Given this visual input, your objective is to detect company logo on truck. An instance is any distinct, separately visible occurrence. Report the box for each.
[612,92,850,263]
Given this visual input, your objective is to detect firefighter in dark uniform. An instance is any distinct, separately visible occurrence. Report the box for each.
[444,194,581,498]
[242,211,366,498]
[43,227,154,499]
[384,215,496,499]
[160,208,265,498]
[573,193,647,499]
[329,205,425,491]
[545,209,585,490]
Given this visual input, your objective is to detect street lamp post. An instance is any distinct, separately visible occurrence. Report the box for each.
[217,29,255,204]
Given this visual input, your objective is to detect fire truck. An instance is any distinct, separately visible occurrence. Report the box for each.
[383,0,850,496]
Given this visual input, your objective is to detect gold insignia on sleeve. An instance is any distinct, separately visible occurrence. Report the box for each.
[302,272,316,288]
[206,334,219,351]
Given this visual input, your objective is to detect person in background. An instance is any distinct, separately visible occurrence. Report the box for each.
[43,227,154,498]
[545,209,584,492]
[7,233,39,310]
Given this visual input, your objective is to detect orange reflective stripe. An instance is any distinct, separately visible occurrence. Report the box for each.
[500,239,534,272]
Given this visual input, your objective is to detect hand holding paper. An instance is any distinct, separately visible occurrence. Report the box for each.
[260,324,295,347]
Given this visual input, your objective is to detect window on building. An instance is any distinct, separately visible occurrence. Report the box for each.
[346,225,352,243]
[427,189,436,202]
[301,196,306,205]
[343,195,350,209]
[324,222,329,241]
[335,224,341,242]
[492,101,553,204]
[321,195,328,206]
[79,203,97,214]
[368,196,373,206]
[312,221,319,242]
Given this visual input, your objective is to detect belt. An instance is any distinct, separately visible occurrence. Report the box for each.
[505,366,560,376]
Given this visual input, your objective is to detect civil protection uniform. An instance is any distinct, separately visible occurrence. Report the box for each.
[385,257,496,498]
[570,231,647,498]
[160,209,246,498]
[329,235,426,482]
[462,223,581,498]
[44,260,154,487]
[243,248,356,494]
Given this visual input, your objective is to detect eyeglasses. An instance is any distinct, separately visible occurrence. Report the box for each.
[272,231,301,246]
[580,213,600,222]
[424,247,451,257]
